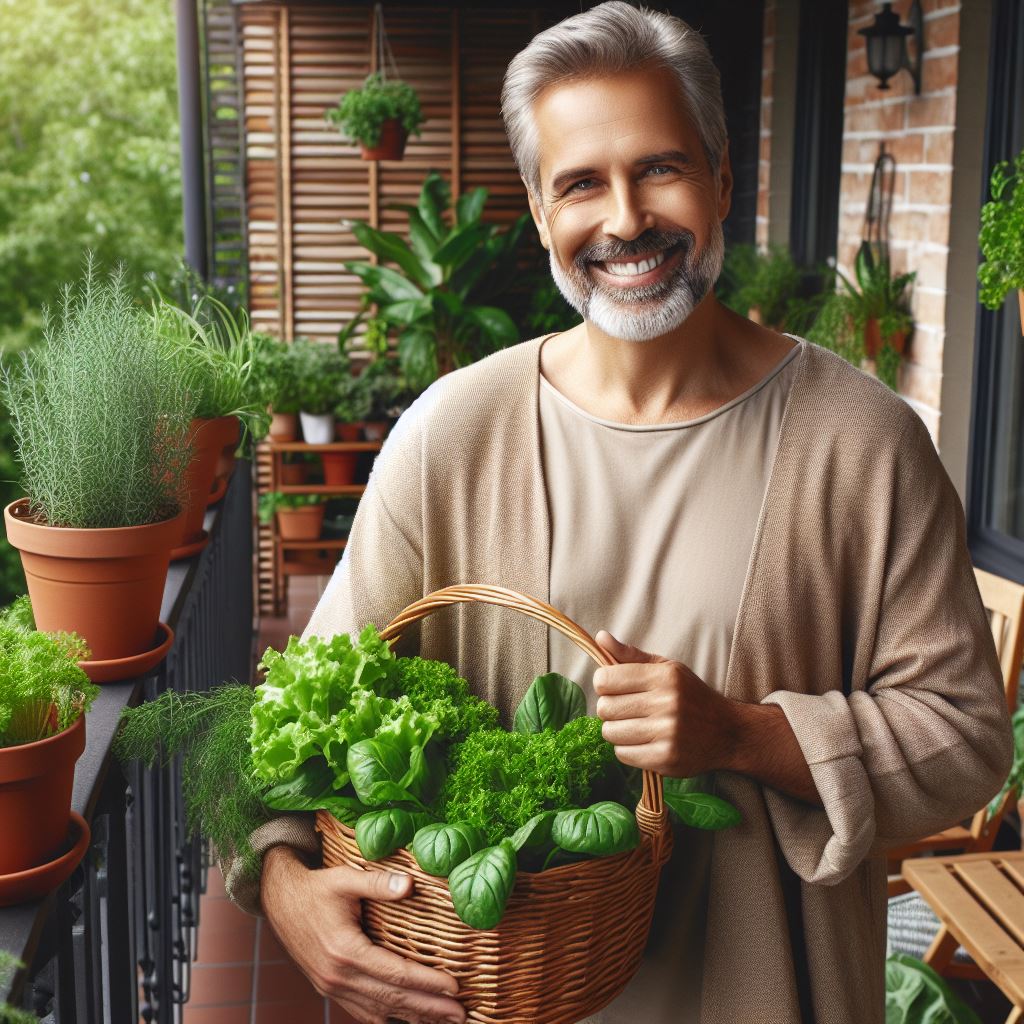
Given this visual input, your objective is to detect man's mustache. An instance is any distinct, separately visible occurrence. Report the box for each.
[576,231,696,268]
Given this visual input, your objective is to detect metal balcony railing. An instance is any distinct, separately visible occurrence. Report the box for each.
[0,461,255,1023]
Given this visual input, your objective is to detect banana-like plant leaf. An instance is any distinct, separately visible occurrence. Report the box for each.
[433,224,492,268]
[455,187,488,228]
[384,296,433,326]
[418,173,450,241]
[398,328,439,392]
[348,221,436,291]
[467,305,518,349]
[343,261,424,303]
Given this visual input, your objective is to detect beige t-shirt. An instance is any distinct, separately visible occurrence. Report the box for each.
[540,336,803,1023]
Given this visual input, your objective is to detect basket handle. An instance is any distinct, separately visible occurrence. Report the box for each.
[379,584,667,839]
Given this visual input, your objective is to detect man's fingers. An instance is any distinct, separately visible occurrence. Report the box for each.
[593,663,659,695]
[611,741,672,771]
[601,717,658,746]
[595,692,650,720]
[595,630,666,664]
[337,967,465,1023]
[324,864,415,902]
[351,936,460,998]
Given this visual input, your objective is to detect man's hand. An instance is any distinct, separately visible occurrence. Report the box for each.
[261,845,466,1024]
[594,631,822,806]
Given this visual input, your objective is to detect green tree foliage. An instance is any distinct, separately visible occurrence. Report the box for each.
[0,0,182,350]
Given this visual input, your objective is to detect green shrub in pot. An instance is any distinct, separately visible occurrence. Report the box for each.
[251,332,301,415]
[288,337,349,417]
[978,145,1024,333]
[0,260,197,668]
[325,72,424,152]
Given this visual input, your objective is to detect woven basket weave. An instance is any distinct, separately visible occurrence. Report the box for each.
[317,584,672,1024]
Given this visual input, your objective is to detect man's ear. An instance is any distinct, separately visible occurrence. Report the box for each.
[524,179,550,250]
[716,142,734,224]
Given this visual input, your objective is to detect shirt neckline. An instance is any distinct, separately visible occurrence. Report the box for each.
[538,335,804,432]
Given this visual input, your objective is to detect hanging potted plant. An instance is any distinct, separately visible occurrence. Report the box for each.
[978,145,1024,335]
[152,295,272,558]
[258,492,328,541]
[0,597,98,905]
[1,260,195,682]
[289,337,349,444]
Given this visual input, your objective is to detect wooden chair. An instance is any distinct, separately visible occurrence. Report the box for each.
[887,567,1024,897]
[904,851,1024,1024]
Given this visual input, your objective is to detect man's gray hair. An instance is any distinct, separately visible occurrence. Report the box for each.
[501,1,727,201]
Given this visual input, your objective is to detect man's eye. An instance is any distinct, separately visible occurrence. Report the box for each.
[566,165,675,194]
[567,179,595,194]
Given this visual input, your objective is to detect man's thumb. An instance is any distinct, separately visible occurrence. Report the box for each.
[595,630,665,664]
[327,865,413,901]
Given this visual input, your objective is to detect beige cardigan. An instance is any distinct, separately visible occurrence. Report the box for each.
[231,335,1013,1023]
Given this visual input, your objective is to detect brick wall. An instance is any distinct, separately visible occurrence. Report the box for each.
[758,0,963,445]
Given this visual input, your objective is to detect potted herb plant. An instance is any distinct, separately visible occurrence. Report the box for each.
[258,492,328,541]
[252,333,302,441]
[360,360,411,440]
[323,376,372,486]
[978,145,1024,335]
[290,337,349,444]
[151,295,272,558]
[0,597,98,902]
[340,172,527,392]
[1,261,194,679]
[837,245,915,359]
[325,72,425,161]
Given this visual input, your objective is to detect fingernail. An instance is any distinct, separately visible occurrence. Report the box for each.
[388,872,408,892]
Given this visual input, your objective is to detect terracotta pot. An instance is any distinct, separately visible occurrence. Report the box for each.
[269,411,298,442]
[334,422,362,442]
[4,499,181,662]
[280,463,307,486]
[212,415,241,489]
[300,412,334,445]
[360,118,408,161]
[277,505,325,542]
[173,416,238,554]
[864,319,907,359]
[321,452,358,486]
[0,715,85,877]
[362,420,390,442]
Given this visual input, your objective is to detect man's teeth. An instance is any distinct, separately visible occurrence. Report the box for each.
[602,249,670,277]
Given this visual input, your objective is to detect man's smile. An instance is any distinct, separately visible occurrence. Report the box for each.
[587,241,686,289]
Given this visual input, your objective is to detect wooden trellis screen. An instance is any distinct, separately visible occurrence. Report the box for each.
[237,2,578,349]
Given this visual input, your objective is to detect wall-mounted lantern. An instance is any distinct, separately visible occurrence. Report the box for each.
[859,1,924,95]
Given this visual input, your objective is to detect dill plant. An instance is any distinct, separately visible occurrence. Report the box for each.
[0,259,196,528]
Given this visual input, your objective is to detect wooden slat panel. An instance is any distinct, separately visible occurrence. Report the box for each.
[956,860,1024,948]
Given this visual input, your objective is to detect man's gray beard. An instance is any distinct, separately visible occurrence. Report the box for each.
[547,221,725,343]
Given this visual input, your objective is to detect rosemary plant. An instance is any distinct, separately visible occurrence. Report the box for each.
[0,259,197,528]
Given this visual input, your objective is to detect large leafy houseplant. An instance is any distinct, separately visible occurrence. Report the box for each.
[978,146,1024,333]
[339,171,529,391]
[325,72,424,157]
[0,261,196,670]
[115,626,739,927]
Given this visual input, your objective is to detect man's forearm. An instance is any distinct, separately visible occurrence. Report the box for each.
[718,701,823,807]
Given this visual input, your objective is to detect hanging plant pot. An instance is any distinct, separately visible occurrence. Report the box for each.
[864,319,907,359]
[0,715,85,880]
[4,501,181,674]
[360,118,408,161]
[277,504,326,542]
[300,412,335,445]
[269,411,298,442]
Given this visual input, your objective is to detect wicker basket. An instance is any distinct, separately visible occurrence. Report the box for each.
[317,584,672,1024]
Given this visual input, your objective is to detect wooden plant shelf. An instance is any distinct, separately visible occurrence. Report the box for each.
[270,441,382,453]
[276,484,366,496]
[279,538,348,551]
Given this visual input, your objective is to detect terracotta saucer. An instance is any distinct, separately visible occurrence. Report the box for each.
[78,622,174,684]
[0,811,91,907]
[170,529,209,561]
[207,476,229,505]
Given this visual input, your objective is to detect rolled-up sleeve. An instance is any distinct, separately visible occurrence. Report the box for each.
[760,410,1014,885]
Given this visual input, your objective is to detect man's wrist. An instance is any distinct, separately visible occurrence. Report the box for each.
[715,698,771,775]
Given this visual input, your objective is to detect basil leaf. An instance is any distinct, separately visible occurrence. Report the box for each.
[509,811,556,854]
[552,802,639,856]
[513,673,587,734]
[663,791,741,831]
[322,794,373,825]
[400,742,446,804]
[448,840,517,930]
[355,808,417,861]
[347,736,417,806]
[262,758,334,810]
[412,822,486,876]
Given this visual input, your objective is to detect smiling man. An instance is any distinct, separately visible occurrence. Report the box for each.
[236,5,1013,1023]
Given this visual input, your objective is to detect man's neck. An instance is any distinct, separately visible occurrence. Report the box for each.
[539,294,796,426]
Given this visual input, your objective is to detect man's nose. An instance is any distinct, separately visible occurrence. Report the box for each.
[601,181,655,243]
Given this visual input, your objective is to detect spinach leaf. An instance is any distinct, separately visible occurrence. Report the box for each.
[662,791,741,830]
[262,758,334,810]
[412,822,486,876]
[513,673,587,734]
[348,736,417,806]
[448,840,518,930]
[355,808,418,861]
[551,802,639,856]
